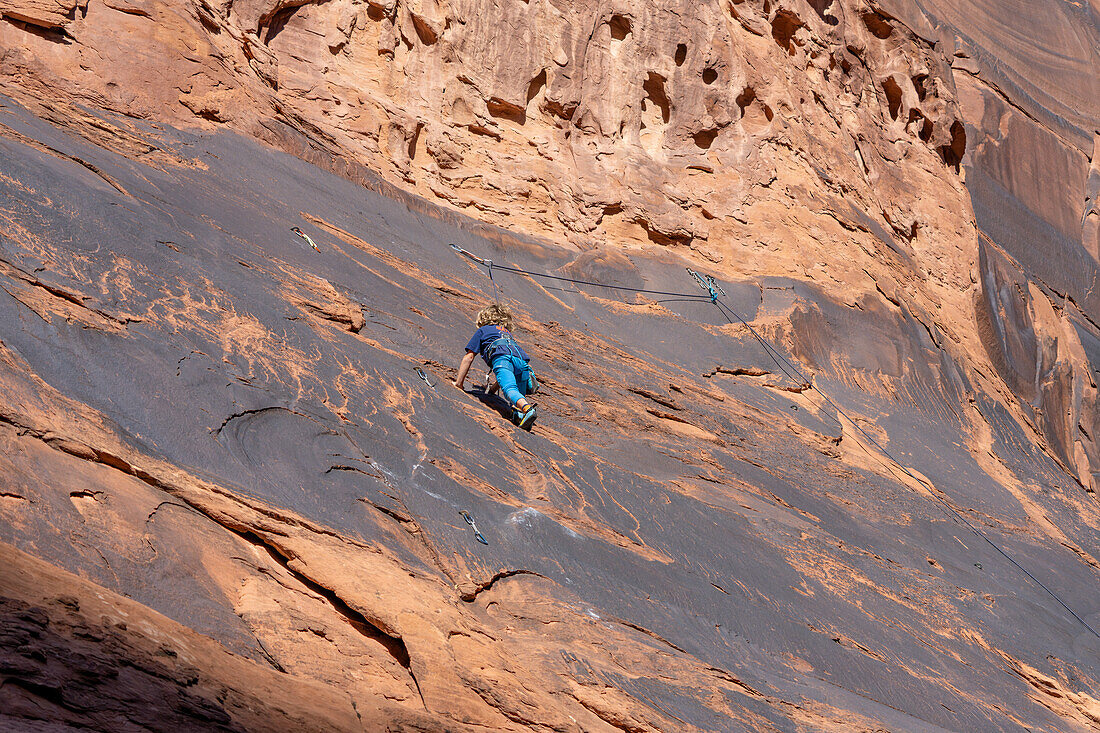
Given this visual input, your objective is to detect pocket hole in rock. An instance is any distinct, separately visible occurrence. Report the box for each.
[609,14,631,41]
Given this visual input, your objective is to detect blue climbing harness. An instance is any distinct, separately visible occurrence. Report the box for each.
[484,332,526,361]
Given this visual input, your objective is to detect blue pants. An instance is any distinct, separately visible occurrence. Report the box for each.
[491,355,532,405]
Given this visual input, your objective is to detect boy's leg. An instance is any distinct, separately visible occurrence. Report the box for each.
[511,358,538,428]
[491,357,524,405]
[517,362,537,396]
[509,357,534,406]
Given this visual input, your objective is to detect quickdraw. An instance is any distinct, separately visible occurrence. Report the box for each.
[460,510,488,545]
[291,226,319,251]
[686,267,726,303]
[451,243,501,303]
[414,366,436,391]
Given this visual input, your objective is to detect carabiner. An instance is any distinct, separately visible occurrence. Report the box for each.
[414,366,436,391]
[460,510,489,545]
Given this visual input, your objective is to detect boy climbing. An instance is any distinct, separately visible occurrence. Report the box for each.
[452,304,538,429]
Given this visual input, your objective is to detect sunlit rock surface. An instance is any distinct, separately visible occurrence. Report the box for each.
[0,0,1099,730]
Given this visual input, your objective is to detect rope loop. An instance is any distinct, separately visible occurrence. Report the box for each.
[486,259,502,303]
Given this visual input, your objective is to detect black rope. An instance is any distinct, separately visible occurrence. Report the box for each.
[450,242,1100,640]
[489,261,712,299]
[648,297,725,306]
[711,299,808,389]
[709,299,1100,641]
[451,244,712,301]
[485,259,502,303]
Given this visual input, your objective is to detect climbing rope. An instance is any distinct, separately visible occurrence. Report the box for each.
[708,298,1100,640]
[449,242,1100,641]
[709,290,811,389]
[705,297,1100,639]
[487,259,502,304]
[451,244,714,301]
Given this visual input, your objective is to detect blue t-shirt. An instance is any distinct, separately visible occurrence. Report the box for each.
[465,325,530,366]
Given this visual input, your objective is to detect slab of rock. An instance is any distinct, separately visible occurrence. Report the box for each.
[0,0,1099,729]
[0,541,463,732]
[0,95,1097,730]
[0,0,76,28]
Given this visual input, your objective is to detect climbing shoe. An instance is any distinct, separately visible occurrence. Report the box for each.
[485,371,499,396]
[513,403,537,430]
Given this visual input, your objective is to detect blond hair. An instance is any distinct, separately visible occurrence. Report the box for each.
[476,303,514,331]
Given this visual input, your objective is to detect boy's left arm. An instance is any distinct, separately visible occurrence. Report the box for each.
[453,351,477,389]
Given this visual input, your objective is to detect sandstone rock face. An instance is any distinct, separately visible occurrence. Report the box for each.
[0,0,78,29]
[0,0,1099,730]
[0,543,457,731]
[1,0,973,251]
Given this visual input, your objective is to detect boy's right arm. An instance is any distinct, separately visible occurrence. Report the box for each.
[453,351,477,389]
